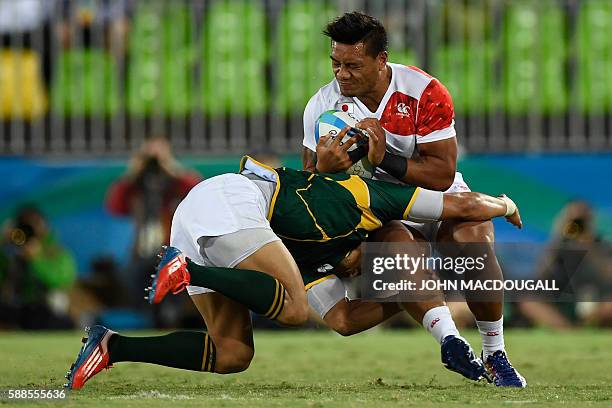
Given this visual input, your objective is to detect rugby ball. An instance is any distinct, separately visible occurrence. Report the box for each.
[315,110,375,178]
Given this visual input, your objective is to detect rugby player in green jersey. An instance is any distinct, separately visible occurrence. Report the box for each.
[65,156,520,389]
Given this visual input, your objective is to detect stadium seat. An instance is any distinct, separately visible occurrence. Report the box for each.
[274,0,336,115]
[433,43,498,115]
[201,0,267,116]
[575,0,612,114]
[502,0,567,115]
[0,49,48,119]
[51,49,120,116]
[126,3,195,116]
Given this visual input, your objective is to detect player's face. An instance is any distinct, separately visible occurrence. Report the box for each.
[330,41,385,97]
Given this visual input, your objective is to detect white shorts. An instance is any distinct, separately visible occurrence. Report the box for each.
[169,173,280,296]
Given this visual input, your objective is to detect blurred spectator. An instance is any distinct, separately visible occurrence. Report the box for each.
[517,201,612,329]
[56,0,132,58]
[0,206,76,329]
[67,256,130,327]
[105,137,201,325]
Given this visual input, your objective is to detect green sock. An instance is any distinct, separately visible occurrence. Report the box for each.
[108,331,216,372]
[187,260,286,319]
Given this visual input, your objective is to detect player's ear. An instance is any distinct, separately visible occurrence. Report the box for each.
[377,51,388,70]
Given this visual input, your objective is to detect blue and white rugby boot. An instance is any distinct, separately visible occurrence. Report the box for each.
[441,335,492,382]
[64,325,116,390]
[483,350,527,388]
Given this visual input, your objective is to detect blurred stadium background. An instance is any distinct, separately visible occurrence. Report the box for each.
[0,0,611,333]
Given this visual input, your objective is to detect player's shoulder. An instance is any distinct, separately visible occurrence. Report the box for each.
[389,63,447,99]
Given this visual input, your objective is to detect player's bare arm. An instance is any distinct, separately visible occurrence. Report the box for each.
[405,138,457,190]
[333,191,521,279]
[441,193,522,229]
[356,116,457,190]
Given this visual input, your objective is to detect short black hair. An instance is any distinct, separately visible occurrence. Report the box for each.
[323,12,388,58]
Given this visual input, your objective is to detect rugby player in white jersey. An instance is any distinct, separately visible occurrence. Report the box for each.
[301,12,525,387]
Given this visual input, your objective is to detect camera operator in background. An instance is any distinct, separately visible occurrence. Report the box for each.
[517,200,612,329]
[0,206,76,329]
[105,137,202,326]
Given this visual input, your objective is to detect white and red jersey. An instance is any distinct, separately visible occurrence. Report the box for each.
[303,63,457,183]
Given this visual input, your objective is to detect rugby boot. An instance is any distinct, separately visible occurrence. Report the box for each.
[146,246,190,304]
[483,350,527,388]
[65,325,116,389]
[441,335,492,382]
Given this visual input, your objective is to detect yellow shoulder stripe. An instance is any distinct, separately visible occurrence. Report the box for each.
[402,187,422,220]
[335,176,382,232]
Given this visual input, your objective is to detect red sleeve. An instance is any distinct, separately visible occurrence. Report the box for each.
[105,179,135,216]
[416,79,456,141]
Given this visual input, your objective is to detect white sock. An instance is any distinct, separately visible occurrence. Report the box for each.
[422,306,460,344]
[476,317,505,359]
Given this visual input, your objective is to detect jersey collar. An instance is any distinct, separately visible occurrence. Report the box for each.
[353,63,395,117]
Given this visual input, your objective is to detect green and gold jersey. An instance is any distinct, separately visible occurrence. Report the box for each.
[239,156,420,286]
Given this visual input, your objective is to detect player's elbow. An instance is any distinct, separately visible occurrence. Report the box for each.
[430,178,453,191]
[436,169,455,191]
[425,169,454,191]
[424,178,451,192]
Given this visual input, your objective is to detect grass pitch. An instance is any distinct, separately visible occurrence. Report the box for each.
[1,328,611,407]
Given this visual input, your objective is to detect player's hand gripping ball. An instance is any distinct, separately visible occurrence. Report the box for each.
[315,110,375,178]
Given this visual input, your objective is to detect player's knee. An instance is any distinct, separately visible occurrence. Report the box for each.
[214,345,254,374]
[325,309,358,336]
[333,318,360,336]
[278,302,309,327]
[452,220,495,244]
[333,319,358,336]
